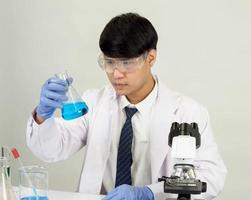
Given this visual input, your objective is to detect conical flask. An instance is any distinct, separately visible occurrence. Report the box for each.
[55,71,88,120]
[0,157,16,200]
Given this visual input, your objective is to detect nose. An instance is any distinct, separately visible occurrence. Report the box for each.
[113,68,124,79]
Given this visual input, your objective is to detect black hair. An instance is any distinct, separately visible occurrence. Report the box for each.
[99,13,158,58]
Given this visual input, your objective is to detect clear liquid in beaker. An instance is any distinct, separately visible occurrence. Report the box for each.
[20,196,48,200]
[21,196,48,200]
[19,166,48,200]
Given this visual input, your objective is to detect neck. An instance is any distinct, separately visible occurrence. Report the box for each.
[126,75,155,104]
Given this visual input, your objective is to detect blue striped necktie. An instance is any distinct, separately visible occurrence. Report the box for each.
[115,106,138,187]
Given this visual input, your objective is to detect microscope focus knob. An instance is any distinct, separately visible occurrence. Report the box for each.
[202,182,207,192]
[191,122,198,131]
[171,122,180,130]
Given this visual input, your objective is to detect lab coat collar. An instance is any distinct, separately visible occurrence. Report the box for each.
[119,82,158,114]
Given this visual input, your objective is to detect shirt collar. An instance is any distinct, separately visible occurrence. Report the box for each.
[119,76,158,114]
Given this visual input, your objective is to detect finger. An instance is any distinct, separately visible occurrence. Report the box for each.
[102,192,118,200]
[40,96,63,108]
[47,77,68,87]
[45,90,68,102]
[47,82,68,92]
[39,106,55,113]
[67,77,73,85]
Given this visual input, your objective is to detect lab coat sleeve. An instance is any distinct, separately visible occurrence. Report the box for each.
[193,108,227,199]
[26,114,88,162]
[178,98,227,199]
[26,89,95,162]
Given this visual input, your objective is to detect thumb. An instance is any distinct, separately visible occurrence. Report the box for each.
[67,77,73,85]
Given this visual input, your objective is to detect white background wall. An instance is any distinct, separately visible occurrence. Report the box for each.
[0,0,250,199]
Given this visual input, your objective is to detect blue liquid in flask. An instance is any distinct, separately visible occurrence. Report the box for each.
[62,101,88,120]
[21,196,48,200]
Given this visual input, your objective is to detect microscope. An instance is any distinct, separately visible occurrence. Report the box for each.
[158,122,207,200]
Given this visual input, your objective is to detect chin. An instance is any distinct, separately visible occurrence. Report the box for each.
[114,87,130,96]
[112,84,129,96]
[115,90,127,96]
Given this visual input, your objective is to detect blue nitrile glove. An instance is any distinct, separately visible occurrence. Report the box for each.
[102,184,154,200]
[36,77,70,120]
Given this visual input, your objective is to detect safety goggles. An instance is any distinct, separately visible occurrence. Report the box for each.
[98,52,147,74]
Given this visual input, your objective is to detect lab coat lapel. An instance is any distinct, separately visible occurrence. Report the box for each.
[150,82,179,182]
[79,87,117,194]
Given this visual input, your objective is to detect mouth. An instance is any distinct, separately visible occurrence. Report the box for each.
[113,83,128,90]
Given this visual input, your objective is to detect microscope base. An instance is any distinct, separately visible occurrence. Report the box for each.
[155,193,204,200]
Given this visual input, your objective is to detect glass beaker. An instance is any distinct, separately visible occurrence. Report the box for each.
[0,157,16,200]
[1,147,11,177]
[19,166,48,200]
[55,71,88,120]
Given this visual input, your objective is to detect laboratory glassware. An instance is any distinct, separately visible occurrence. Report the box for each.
[55,71,88,120]
[0,157,16,200]
[19,165,48,200]
[1,147,11,177]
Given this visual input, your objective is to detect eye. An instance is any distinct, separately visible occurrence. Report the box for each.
[105,59,115,65]
[122,60,133,66]
[122,60,129,65]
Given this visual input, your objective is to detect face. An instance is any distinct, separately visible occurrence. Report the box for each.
[105,50,156,103]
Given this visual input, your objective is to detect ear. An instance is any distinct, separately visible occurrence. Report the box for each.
[147,49,157,66]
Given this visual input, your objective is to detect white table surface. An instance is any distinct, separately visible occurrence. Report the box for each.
[48,191,173,200]
[11,187,201,200]
[10,187,104,200]
[48,190,104,200]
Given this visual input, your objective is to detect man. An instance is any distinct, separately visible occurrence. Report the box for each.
[26,13,227,200]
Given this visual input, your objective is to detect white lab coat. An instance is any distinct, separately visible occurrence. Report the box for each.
[26,78,227,199]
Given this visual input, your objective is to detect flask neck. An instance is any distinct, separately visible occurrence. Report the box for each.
[0,157,11,178]
[0,157,9,168]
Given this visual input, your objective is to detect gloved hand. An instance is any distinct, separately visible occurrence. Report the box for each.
[102,184,154,200]
[36,77,70,120]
